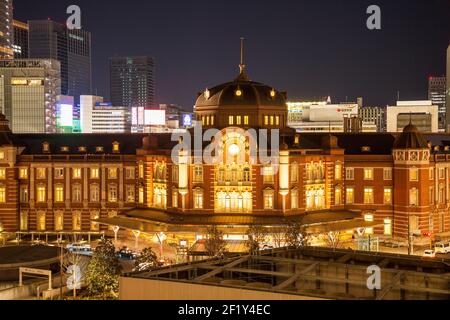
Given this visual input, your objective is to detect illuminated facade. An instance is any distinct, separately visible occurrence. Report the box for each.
[0,0,13,60]
[1,67,450,242]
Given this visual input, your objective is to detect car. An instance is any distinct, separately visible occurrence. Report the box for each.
[66,243,91,252]
[423,250,436,258]
[434,242,450,254]
[117,247,140,260]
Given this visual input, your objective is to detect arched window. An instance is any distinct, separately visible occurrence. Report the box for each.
[37,211,46,231]
[54,211,64,231]
[72,211,82,231]
[194,188,204,209]
[90,184,100,203]
[72,184,82,203]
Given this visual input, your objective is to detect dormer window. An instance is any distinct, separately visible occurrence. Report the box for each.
[42,142,50,153]
[112,142,120,153]
[78,146,87,153]
[96,146,104,153]
[445,146,450,151]
[361,146,371,152]
[434,146,440,152]
[61,146,69,152]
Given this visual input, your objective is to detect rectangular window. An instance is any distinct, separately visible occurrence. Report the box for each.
[0,151,4,160]
[55,186,64,202]
[125,167,135,179]
[409,188,419,206]
[72,212,82,231]
[383,188,392,204]
[139,186,144,204]
[264,190,274,209]
[211,115,215,126]
[236,116,242,125]
[0,187,5,203]
[429,187,434,205]
[364,168,374,180]
[91,211,100,231]
[429,168,434,180]
[20,185,28,203]
[0,168,5,179]
[264,116,269,126]
[291,164,298,183]
[54,168,64,179]
[108,168,118,179]
[291,189,298,209]
[72,185,82,203]
[193,166,203,183]
[172,166,179,182]
[72,168,82,179]
[335,164,342,180]
[37,186,46,202]
[228,116,234,125]
[346,187,354,204]
[410,168,419,181]
[438,168,445,180]
[108,185,118,203]
[384,219,392,235]
[345,168,354,180]
[20,211,28,231]
[139,164,145,179]
[335,187,342,205]
[364,187,374,204]
[172,190,178,208]
[270,116,274,126]
[19,168,28,179]
[194,190,204,209]
[36,168,46,179]
[275,116,280,126]
[90,185,100,203]
[90,168,100,179]
[383,168,392,180]
[126,185,135,203]
[263,166,274,183]
[439,186,445,204]
[244,116,249,125]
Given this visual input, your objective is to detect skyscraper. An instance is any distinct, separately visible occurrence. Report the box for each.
[28,20,92,106]
[428,76,446,131]
[12,20,28,59]
[0,0,13,60]
[0,59,61,133]
[110,56,155,109]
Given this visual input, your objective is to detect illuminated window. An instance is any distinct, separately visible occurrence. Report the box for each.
[438,185,445,204]
[152,187,167,208]
[244,116,249,125]
[194,188,204,209]
[36,168,46,179]
[335,187,342,205]
[243,167,251,182]
[108,168,118,179]
[20,185,28,203]
[90,211,100,231]
[172,190,178,208]
[263,166,274,183]
[37,186,46,202]
[215,191,252,213]
[409,168,419,181]
[61,146,69,152]
[346,187,354,204]
[335,163,342,180]
[90,168,100,179]
[228,116,234,125]
[96,146,104,153]
[112,142,120,153]
[90,184,100,202]
[364,187,374,204]
[54,168,64,179]
[19,168,28,179]
[364,168,373,180]
[172,165,178,182]
[306,188,325,210]
[409,188,419,206]
[138,163,145,179]
[429,187,434,205]
[139,186,144,204]
[263,189,274,209]
[108,185,118,203]
[276,116,280,126]
[383,168,392,180]
[126,185,135,203]
[72,211,82,231]
[202,116,205,126]
[72,185,82,203]
[236,116,242,125]
[211,115,215,126]
[72,168,81,179]
[291,163,298,183]
[438,168,445,179]
[37,211,46,231]
[429,168,435,180]
[0,186,5,203]
[264,116,269,126]
[54,211,63,231]
[384,188,392,204]
[0,151,4,160]
[291,189,298,209]
[55,185,64,202]
[193,166,203,183]
[0,168,5,179]
[125,167,135,179]
[384,219,392,235]
[206,116,210,126]
[270,116,274,126]
[20,211,28,231]
[345,168,354,180]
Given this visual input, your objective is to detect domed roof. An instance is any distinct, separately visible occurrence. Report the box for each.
[195,72,286,109]
[393,123,428,149]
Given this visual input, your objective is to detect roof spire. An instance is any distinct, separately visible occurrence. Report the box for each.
[239,37,245,74]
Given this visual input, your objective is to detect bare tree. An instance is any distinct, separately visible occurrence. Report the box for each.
[324,231,342,249]
[283,221,309,248]
[245,225,269,254]
[204,226,227,258]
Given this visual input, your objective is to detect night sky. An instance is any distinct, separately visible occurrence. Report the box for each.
[14,0,450,110]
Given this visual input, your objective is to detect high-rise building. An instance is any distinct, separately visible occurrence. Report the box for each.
[110,56,155,109]
[28,20,92,106]
[359,106,386,132]
[387,100,439,133]
[0,0,13,60]
[428,76,446,131]
[0,59,61,133]
[446,45,450,132]
[80,95,130,133]
[13,20,28,59]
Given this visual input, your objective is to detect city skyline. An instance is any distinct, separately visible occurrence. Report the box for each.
[12,0,450,110]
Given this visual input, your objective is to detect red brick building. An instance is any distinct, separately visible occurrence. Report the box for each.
[1,69,449,241]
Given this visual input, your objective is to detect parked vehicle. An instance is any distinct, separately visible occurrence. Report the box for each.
[117,247,140,260]
[66,243,91,252]
[434,242,450,254]
[422,250,436,258]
